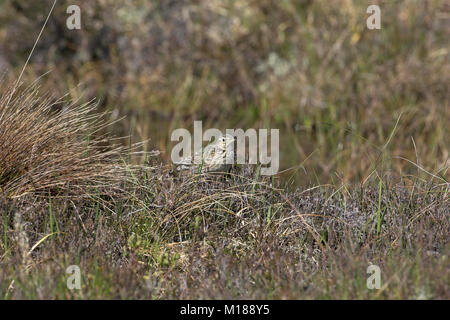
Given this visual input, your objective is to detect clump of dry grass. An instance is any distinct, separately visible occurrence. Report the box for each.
[0,82,138,198]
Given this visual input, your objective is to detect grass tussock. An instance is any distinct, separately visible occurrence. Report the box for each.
[0,82,138,198]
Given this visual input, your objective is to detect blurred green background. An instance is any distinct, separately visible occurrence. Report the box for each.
[0,0,448,186]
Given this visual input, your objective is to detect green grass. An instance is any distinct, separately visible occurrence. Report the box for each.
[0,165,448,299]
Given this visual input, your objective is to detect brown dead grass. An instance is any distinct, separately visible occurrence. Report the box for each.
[0,81,139,198]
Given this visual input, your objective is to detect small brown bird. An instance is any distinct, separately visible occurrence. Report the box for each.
[177,134,235,173]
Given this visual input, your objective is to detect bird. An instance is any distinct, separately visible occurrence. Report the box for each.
[176,134,235,174]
